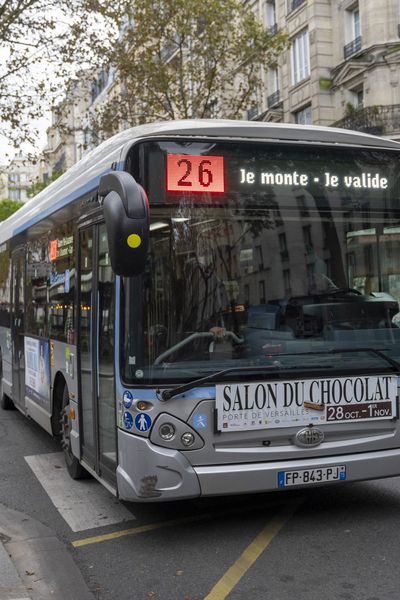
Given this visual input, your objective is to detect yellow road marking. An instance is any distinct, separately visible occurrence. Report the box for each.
[204,500,302,600]
[71,498,295,548]
[72,513,211,547]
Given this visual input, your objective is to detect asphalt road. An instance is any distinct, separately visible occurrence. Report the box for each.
[0,407,399,600]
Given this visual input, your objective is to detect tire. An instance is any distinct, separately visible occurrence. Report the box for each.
[60,385,87,479]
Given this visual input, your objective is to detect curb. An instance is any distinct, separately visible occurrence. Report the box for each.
[0,504,95,600]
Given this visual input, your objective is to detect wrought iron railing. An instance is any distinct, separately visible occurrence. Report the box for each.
[333,105,400,136]
[247,107,259,120]
[267,90,281,108]
[344,36,362,59]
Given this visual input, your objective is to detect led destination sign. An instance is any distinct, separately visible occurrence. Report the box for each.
[153,141,400,205]
[168,157,389,193]
[216,375,397,432]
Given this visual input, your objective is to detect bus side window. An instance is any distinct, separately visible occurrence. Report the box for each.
[48,225,75,343]
[26,238,49,338]
[0,244,11,329]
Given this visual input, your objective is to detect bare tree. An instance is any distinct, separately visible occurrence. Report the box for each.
[0,0,116,154]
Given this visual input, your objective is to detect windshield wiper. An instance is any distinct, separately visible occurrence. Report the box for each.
[159,347,400,401]
[159,362,336,401]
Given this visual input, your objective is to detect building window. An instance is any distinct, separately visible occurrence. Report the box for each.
[283,269,291,294]
[297,195,309,216]
[344,5,362,58]
[350,87,363,109]
[352,7,361,39]
[275,208,283,227]
[279,233,289,260]
[259,281,266,304]
[9,189,21,201]
[256,245,264,270]
[91,68,109,103]
[303,225,313,252]
[265,0,277,34]
[294,105,312,125]
[287,0,306,14]
[247,106,259,120]
[246,86,260,120]
[267,68,280,107]
[206,98,219,118]
[291,29,310,85]
[8,173,20,184]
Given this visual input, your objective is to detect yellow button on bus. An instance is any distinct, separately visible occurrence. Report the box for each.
[127,233,142,248]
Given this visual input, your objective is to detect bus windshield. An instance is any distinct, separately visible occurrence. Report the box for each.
[122,140,400,384]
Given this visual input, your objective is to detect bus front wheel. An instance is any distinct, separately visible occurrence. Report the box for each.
[60,385,87,480]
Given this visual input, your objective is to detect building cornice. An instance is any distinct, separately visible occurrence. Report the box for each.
[332,42,400,88]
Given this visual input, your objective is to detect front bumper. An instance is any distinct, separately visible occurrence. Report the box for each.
[116,430,400,501]
[194,448,400,496]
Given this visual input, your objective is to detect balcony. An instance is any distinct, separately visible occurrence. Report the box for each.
[247,106,259,120]
[333,105,400,137]
[288,0,306,14]
[344,36,362,59]
[267,90,281,108]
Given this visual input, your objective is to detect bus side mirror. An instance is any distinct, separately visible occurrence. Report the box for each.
[99,171,149,277]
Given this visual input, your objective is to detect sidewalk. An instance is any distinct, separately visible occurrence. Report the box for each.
[0,538,32,600]
[0,504,95,600]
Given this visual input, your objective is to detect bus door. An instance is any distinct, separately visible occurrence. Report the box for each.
[11,248,25,410]
[78,222,117,486]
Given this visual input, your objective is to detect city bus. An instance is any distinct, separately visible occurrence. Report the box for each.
[1,119,400,501]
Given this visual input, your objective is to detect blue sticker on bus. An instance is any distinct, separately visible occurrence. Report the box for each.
[123,411,134,430]
[135,413,152,432]
[193,414,208,429]
[123,390,133,409]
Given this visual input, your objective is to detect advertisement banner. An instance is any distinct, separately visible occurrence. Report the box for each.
[24,337,51,410]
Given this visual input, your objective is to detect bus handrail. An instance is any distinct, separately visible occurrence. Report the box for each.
[154,331,244,365]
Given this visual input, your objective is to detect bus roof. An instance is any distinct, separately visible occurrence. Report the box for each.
[2,119,400,244]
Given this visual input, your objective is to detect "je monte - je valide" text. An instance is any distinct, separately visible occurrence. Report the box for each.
[239,169,388,189]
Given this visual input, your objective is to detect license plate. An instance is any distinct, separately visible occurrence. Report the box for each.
[277,465,346,487]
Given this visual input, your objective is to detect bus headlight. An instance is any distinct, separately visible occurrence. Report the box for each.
[151,414,205,450]
[181,432,195,447]
[159,423,175,440]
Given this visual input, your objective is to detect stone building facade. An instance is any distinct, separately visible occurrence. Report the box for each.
[3,154,39,203]
[40,0,400,180]
[42,78,92,179]
[258,0,400,141]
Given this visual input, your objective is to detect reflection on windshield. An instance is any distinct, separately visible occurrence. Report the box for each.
[123,201,400,382]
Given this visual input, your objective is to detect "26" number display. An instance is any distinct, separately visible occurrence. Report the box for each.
[167,154,225,193]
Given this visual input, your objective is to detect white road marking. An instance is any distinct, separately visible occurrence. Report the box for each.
[25,453,134,532]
